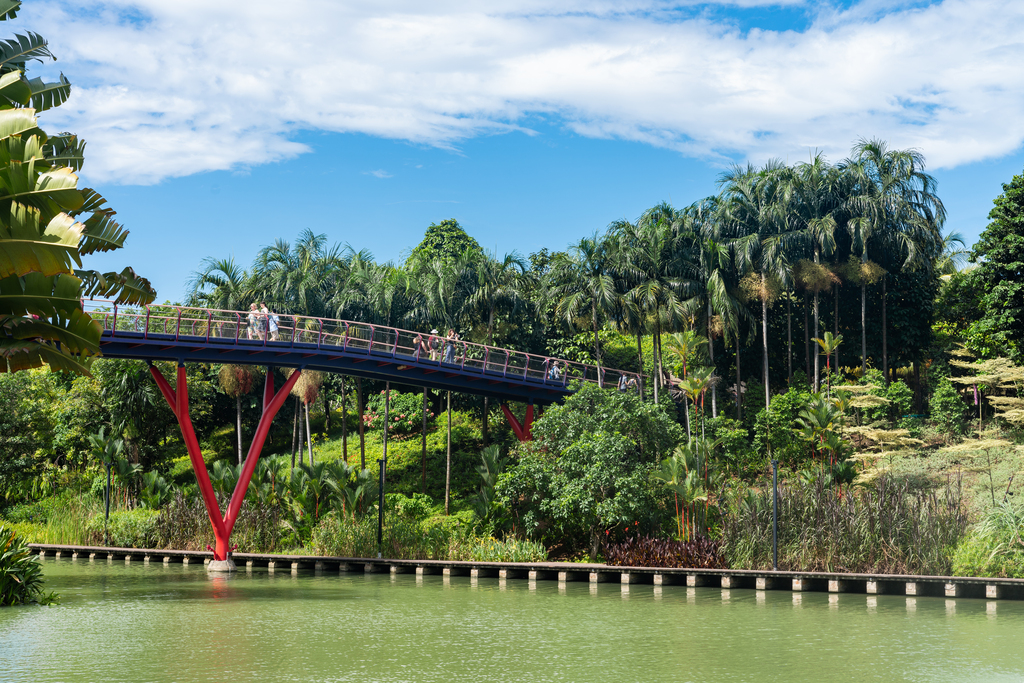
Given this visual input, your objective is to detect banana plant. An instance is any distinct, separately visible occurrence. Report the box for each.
[1,9,155,375]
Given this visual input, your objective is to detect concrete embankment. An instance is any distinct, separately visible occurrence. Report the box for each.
[30,543,1024,600]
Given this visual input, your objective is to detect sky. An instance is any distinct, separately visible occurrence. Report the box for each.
[18,0,1024,302]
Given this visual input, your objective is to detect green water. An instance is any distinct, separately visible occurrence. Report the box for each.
[2,560,1024,682]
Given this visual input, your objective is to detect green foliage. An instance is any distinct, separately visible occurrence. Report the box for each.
[85,508,159,548]
[930,378,967,436]
[721,475,968,574]
[753,386,811,466]
[970,167,1024,362]
[408,218,483,263]
[952,501,1024,578]
[1,525,58,605]
[364,389,435,435]
[496,383,682,560]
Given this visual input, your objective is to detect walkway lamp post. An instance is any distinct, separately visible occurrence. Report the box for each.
[104,461,112,547]
[771,459,779,571]
[378,382,390,559]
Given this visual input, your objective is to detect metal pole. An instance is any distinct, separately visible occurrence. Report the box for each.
[379,382,390,559]
[771,458,779,571]
[376,458,385,559]
[104,462,112,547]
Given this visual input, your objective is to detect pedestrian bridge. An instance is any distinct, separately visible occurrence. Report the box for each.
[86,302,640,403]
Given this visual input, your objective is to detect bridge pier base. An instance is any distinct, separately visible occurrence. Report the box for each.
[150,363,301,563]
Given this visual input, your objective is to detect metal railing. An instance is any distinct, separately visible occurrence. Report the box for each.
[83,302,644,393]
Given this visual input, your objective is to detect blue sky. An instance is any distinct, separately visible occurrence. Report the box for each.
[24,0,1024,302]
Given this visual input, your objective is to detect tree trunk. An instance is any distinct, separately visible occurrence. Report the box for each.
[761,272,770,411]
[357,378,366,470]
[236,395,243,465]
[482,396,489,445]
[708,300,718,417]
[813,249,821,392]
[305,400,313,466]
[634,331,643,401]
[787,292,792,385]
[341,377,348,464]
[422,388,428,495]
[297,402,305,467]
[445,391,452,515]
[804,293,811,384]
[882,276,889,386]
[813,289,820,393]
[861,279,867,377]
[735,329,742,421]
[589,528,601,563]
[834,284,840,374]
[592,300,602,387]
[291,397,299,471]
[913,359,922,413]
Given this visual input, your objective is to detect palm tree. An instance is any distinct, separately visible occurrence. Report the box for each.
[847,139,945,384]
[549,235,618,384]
[720,162,790,411]
[612,205,693,399]
[467,250,527,443]
[789,154,843,392]
[812,332,843,397]
[186,257,250,311]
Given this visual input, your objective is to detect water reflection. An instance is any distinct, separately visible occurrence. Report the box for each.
[6,560,1024,683]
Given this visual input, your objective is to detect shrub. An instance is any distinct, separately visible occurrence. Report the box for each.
[460,536,547,563]
[930,378,967,437]
[364,390,435,435]
[86,508,160,548]
[605,534,725,569]
[753,386,814,469]
[720,475,968,575]
[952,501,1024,578]
[1,525,58,605]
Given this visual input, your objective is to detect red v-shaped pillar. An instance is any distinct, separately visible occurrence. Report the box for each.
[501,402,535,441]
[149,363,301,561]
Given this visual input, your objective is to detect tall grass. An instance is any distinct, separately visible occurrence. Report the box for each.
[720,475,968,575]
[952,500,1024,578]
[310,513,547,562]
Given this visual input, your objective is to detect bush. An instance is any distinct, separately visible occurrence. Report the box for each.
[1,525,58,605]
[930,378,967,436]
[720,475,969,575]
[2,492,75,524]
[460,536,547,563]
[753,386,814,470]
[86,508,160,548]
[952,501,1024,578]
[364,390,435,435]
[605,535,725,568]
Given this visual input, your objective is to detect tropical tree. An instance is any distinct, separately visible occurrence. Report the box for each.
[0,14,155,375]
[218,364,262,464]
[847,139,945,383]
[549,234,618,380]
[186,257,249,311]
[721,162,790,410]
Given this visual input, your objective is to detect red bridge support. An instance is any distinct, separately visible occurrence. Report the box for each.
[501,401,535,441]
[150,363,301,563]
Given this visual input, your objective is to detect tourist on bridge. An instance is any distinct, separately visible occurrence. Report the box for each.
[443,329,458,364]
[548,361,561,381]
[618,374,628,392]
[263,303,279,341]
[247,303,260,340]
[428,329,440,360]
[413,333,430,359]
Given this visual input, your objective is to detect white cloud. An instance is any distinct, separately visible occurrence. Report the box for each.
[22,0,1024,184]
[363,169,394,179]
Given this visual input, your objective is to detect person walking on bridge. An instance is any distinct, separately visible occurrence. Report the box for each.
[247,303,260,340]
[443,329,458,364]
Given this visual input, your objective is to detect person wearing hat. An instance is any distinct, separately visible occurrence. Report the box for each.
[428,329,440,361]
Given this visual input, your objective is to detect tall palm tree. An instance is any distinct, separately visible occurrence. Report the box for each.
[789,154,843,392]
[467,250,527,442]
[549,235,618,383]
[720,162,790,411]
[847,139,945,383]
[612,205,693,399]
[186,256,250,310]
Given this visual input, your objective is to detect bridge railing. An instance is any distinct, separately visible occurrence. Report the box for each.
[84,302,643,393]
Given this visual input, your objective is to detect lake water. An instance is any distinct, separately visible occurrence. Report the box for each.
[2,559,1024,682]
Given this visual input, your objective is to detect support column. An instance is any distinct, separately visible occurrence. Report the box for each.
[501,401,535,441]
[150,363,301,565]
